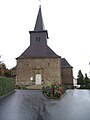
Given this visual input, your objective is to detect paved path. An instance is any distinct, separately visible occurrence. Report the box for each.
[47,89,90,120]
[0,89,90,120]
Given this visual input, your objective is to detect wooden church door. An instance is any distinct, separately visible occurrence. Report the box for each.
[35,74,41,85]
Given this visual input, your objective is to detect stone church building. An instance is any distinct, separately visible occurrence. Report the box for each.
[16,6,73,88]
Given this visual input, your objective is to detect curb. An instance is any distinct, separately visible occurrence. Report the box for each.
[59,91,67,100]
[0,90,15,100]
[42,90,67,100]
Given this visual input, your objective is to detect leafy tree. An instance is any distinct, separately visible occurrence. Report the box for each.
[4,69,12,77]
[0,55,5,76]
[0,63,6,76]
[0,55,12,77]
[77,70,84,85]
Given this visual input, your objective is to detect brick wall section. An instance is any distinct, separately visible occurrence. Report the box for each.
[16,58,61,85]
[61,67,73,87]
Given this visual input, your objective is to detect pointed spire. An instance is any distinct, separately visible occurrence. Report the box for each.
[34,6,45,31]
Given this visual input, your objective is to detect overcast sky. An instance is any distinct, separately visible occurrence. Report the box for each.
[0,0,90,78]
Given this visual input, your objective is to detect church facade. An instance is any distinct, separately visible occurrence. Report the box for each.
[16,7,73,88]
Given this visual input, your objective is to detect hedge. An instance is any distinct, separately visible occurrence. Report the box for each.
[0,77,15,96]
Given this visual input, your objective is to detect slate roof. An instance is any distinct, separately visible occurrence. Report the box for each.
[61,58,73,68]
[17,45,60,59]
[34,6,45,31]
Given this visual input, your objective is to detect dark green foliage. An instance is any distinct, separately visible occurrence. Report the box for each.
[77,70,84,85]
[0,77,15,96]
[80,83,90,89]
[4,69,12,77]
[77,70,90,89]
[80,85,85,89]
[86,83,90,89]
[84,73,90,86]
[0,62,12,77]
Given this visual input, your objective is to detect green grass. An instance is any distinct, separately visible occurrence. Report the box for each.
[0,77,15,96]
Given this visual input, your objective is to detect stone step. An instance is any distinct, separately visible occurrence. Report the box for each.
[26,85,43,90]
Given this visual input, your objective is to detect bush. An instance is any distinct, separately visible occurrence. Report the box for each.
[80,85,85,89]
[16,84,27,90]
[80,83,90,89]
[86,83,90,89]
[0,77,15,96]
[42,81,66,99]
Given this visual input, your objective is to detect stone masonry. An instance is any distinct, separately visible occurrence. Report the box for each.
[61,67,73,86]
[16,58,61,85]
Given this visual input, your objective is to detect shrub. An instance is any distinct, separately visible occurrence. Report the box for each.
[86,83,90,89]
[79,83,90,89]
[16,84,27,90]
[0,77,15,96]
[80,85,85,89]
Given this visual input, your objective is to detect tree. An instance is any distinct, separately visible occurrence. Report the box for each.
[0,55,1,63]
[0,55,13,77]
[84,73,90,86]
[4,69,12,77]
[0,63,6,76]
[77,70,84,85]
[0,55,5,76]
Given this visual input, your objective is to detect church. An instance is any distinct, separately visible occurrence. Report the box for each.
[16,6,73,88]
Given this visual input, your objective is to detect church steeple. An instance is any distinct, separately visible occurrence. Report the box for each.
[34,5,45,31]
[17,5,60,59]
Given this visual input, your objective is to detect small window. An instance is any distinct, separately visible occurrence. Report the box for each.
[36,37,40,42]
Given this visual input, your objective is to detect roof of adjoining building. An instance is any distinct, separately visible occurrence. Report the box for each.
[61,58,73,68]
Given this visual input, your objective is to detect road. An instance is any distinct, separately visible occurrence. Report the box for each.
[0,89,90,120]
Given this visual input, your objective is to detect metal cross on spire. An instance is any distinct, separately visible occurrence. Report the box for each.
[39,0,41,2]
[38,0,41,7]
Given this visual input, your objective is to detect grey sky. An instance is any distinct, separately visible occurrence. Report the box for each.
[0,0,90,78]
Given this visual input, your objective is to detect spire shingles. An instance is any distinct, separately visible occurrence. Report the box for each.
[34,6,45,31]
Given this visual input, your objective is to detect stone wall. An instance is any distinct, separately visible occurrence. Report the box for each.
[16,58,61,85]
[61,67,73,87]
